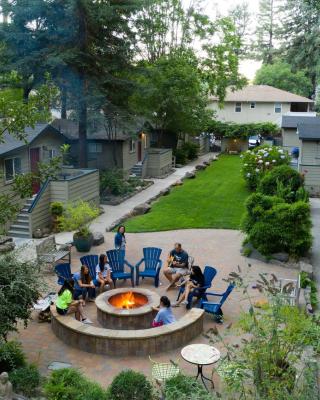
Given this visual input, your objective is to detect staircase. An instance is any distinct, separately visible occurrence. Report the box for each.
[8,196,35,238]
[130,162,143,178]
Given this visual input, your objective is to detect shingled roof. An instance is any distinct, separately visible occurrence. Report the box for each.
[298,121,320,140]
[282,115,320,128]
[211,85,314,103]
[0,124,64,156]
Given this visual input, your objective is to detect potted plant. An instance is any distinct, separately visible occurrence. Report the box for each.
[50,202,64,232]
[58,200,100,252]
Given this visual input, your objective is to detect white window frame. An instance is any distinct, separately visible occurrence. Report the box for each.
[250,102,256,109]
[129,138,136,153]
[274,103,282,113]
[48,149,58,159]
[88,142,102,154]
[4,157,22,183]
[235,102,242,113]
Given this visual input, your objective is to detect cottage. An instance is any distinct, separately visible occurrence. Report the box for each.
[281,113,319,151]
[53,118,173,178]
[298,121,320,196]
[0,124,66,197]
[208,85,314,125]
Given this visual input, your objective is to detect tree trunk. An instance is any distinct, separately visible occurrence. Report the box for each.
[78,75,87,168]
[23,86,31,102]
[60,84,67,119]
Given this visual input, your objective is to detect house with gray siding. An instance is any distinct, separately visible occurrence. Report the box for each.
[298,120,320,196]
[281,113,319,151]
[208,85,314,126]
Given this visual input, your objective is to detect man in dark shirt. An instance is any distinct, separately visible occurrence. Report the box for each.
[164,242,189,290]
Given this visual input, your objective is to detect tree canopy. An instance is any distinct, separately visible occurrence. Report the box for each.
[254,62,313,97]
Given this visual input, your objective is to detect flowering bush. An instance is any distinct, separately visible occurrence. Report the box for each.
[241,145,290,189]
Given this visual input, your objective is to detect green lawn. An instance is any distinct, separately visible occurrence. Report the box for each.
[125,155,250,232]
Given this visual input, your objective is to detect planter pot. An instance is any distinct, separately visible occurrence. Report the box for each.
[73,233,93,252]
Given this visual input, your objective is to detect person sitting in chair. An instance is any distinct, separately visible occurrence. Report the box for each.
[164,243,189,290]
[73,265,96,303]
[172,265,204,307]
[95,254,113,294]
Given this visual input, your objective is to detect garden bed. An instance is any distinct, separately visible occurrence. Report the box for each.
[101,180,153,205]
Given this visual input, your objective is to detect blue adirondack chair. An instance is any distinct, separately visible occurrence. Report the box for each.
[200,283,235,321]
[135,247,162,287]
[54,263,73,285]
[106,249,135,287]
[177,266,217,309]
[80,255,99,283]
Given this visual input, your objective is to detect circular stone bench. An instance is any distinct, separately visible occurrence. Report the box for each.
[51,306,204,357]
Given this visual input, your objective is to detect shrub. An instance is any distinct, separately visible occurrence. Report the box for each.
[241,145,290,189]
[107,369,153,400]
[164,374,215,400]
[100,168,128,196]
[300,272,318,309]
[0,251,44,340]
[207,120,280,138]
[243,197,312,257]
[58,200,100,238]
[50,202,64,217]
[181,142,199,160]
[0,341,26,373]
[258,165,306,202]
[9,364,41,397]
[174,148,187,165]
[44,368,107,400]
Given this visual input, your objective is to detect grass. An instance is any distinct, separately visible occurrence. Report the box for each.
[125,155,250,232]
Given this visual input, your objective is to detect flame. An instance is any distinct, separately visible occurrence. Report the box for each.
[109,292,148,309]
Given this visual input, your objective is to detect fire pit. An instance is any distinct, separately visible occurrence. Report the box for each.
[96,288,160,330]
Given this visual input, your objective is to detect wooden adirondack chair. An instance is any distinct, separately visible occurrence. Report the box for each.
[135,247,163,287]
[106,249,135,287]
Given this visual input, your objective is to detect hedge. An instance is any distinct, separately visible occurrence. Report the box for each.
[207,120,280,139]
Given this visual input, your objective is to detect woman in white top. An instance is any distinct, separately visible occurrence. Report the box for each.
[95,254,113,293]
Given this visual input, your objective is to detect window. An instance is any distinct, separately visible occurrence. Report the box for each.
[88,143,102,153]
[129,139,136,153]
[48,149,57,159]
[4,157,22,182]
[250,102,256,109]
[274,103,282,113]
[235,102,242,112]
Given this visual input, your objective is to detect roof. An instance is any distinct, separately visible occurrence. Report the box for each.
[211,85,313,103]
[282,115,320,128]
[52,118,149,141]
[0,123,65,156]
[298,122,320,140]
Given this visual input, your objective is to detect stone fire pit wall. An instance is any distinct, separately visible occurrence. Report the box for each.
[51,307,205,357]
[96,288,160,330]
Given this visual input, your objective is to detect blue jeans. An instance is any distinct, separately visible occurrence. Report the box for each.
[73,287,96,300]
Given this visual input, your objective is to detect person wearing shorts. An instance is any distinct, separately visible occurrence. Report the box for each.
[164,243,189,290]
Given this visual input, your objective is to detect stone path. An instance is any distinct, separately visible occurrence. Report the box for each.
[55,153,215,244]
[310,198,320,292]
[12,229,298,388]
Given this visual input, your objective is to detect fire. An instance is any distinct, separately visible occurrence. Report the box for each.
[109,292,148,309]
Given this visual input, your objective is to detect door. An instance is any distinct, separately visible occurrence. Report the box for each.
[30,147,40,194]
[137,141,142,162]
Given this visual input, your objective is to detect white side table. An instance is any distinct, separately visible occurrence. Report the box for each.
[181,344,220,390]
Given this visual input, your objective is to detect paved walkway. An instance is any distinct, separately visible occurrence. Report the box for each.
[55,153,215,244]
[310,198,320,292]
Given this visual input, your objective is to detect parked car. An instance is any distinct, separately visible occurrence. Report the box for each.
[248,135,261,149]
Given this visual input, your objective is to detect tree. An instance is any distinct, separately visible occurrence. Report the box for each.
[228,2,252,57]
[254,61,313,97]
[0,250,43,340]
[279,0,320,93]
[254,0,282,64]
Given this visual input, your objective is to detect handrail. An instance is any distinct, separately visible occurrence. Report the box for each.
[28,178,50,213]
[142,151,149,165]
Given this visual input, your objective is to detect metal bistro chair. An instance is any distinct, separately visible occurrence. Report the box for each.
[106,249,135,287]
[149,357,180,399]
[136,247,163,287]
[54,263,73,286]
[79,255,99,283]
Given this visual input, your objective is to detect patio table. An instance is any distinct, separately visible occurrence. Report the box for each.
[181,343,220,390]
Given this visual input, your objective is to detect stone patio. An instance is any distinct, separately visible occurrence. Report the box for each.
[12,229,298,388]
